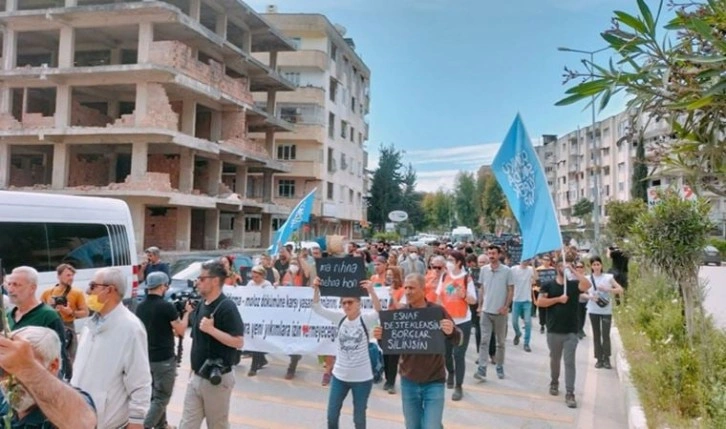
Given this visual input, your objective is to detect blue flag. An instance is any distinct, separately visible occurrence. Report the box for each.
[492,115,562,260]
[268,188,317,256]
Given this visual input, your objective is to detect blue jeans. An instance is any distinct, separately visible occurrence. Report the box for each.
[327,375,373,429]
[512,301,532,346]
[400,377,445,429]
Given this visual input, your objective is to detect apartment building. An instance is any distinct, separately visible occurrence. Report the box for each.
[0,0,296,253]
[251,9,371,239]
[550,110,726,228]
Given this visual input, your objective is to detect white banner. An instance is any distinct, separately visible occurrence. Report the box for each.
[222,286,391,355]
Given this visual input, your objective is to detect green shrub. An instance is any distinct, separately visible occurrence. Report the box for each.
[372,231,400,243]
[709,238,726,255]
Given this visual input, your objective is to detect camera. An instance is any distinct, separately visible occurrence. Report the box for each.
[51,296,68,308]
[170,290,201,317]
[199,358,226,385]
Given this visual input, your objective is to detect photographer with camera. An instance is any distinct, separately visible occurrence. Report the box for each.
[179,260,244,429]
[136,272,190,429]
[41,264,89,369]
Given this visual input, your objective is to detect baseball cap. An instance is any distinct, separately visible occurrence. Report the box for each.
[146,272,169,289]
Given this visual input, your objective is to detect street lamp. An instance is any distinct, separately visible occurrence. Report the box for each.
[558,46,609,256]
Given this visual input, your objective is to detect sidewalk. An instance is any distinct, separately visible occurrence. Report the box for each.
[166,313,628,428]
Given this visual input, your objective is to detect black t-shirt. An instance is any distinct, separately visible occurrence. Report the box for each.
[136,295,179,362]
[274,259,290,278]
[189,294,244,372]
[540,278,582,334]
[144,262,170,279]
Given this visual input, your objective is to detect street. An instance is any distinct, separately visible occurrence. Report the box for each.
[701,265,726,329]
[166,316,627,429]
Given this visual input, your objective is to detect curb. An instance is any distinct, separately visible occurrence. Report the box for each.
[611,325,648,429]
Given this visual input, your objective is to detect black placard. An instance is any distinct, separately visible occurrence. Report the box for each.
[380,307,446,355]
[508,243,523,265]
[537,268,557,286]
[316,257,367,297]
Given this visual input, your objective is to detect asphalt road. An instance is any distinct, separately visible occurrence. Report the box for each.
[701,265,726,329]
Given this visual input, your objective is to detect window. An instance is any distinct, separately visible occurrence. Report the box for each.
[339,185,345,202]
[278,179,295,197]
[351,97,356,112]
[329,78,338,103]
[618,182,625,191]
[280,107,299,123]
[290,37,302,49]
[340,153,348,170]
[272,218,284,230]
[327,148,336,172]
[350,127,355,142]
[602,147,610,156]
[277,144,296,160]
[282,71,300,86]
[330,43,338,61]
[341,120,348,139]
[604,166,610,176]
[617,162,625,172]
[652,179,661,186]
[328,112,335,138]
[245,217,261,232]
[327,182,334,200]
[349,189,354,203]
[358,132,363,145]
[605,185,610,196]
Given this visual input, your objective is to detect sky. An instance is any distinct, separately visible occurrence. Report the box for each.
[246,0,648,192]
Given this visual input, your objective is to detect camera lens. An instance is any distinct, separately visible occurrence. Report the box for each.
[209,367,222,386]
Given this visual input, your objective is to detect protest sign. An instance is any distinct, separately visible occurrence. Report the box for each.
[508,243,523,265]
[379,307,446,355]
[223,285,390,355]
[537,268,557,286]
[315,257,366,297]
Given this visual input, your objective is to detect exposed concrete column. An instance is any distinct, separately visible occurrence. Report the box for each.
[234,165,248,196]
[3,29,17,70]
[269,51,278,70]
[64,0,76,6]
[0,86,11,114]
[137,22,154,63]
[5,0,16,11]
[58,26,75,68]
[178,148,194,193]
[262,170,272,203]
[0,143,9,188]
[266,89,277,115]
[260,213,272,249]
[128,200,146,255]
[215,13,227,39]
[107,101,120,119]
[265,129,275,158]
[242,30,252,53]
[189,0,201,21]
[176,206,192,251]
[134,82,148,126]
[206,158,222,196]
[54,85,72,128]
[51,144,70,189]
[180,98,196,136]
[130,142,148,179]
[110,48,122,65]
[203,209,220,250]
[210,110,222,142]
[232,213,245,248]
[107,152,118,183]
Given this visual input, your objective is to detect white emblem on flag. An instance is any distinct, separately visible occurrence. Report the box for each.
[502,152,536,208]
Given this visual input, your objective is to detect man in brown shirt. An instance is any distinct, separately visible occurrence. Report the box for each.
[374,273,460,429]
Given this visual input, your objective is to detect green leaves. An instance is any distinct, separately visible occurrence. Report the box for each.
[637,0,655,36]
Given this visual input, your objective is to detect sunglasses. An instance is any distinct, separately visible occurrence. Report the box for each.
[431,266,443,270]
[88,281,113,290]
[575,265,585,269]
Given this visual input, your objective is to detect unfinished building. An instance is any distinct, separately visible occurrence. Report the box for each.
[0,0,297,252]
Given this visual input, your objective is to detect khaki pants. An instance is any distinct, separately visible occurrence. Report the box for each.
[179,372,235,429]
[478,312,508,366]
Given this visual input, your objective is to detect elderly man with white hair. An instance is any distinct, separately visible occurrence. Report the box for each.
[72,267,151,429]
[0,326,96,428]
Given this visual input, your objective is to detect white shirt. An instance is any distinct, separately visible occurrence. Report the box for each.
[245,279,272,288]
[587,272,616,315]
[312,303,379,382]
[435,270,477,325]
[510,265,535,302]
[72,304,152,428]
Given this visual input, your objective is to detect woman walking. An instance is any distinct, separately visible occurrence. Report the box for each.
[586,256,623,369]
[312,278,381,429]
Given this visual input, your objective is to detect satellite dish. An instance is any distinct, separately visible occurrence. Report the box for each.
[388,210,408,222]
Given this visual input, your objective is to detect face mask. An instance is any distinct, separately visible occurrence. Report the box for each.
[446,262,456,272]
[86,294,104,313]
[0,379,36,414]
[289,265,300,275]
[410,253,419,260]
[385,276,393,286]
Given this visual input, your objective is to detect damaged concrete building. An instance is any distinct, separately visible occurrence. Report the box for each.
[0,0,298,253]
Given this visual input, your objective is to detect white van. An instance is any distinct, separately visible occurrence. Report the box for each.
[0,191,139,305]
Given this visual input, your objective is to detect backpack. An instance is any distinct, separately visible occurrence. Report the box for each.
[338,316,384,383]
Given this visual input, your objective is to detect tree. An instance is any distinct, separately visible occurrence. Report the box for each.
[421,190,453,231]
[557,0,726,197]
[400,164,426,232]
[453,172,479,228]
[572,198,595,224]
[481,174,507,232]
[605,199,647,242]
[366,144,403,230]
[631,130,649,202]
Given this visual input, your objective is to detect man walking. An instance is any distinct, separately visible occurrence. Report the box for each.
[475,245,513,381]
[179,260,244,429]
[136,272,190,429]
[510,259,536,352]
[536,258,591,408]
[140,246,170,283]
[72,267,151,428]
[373,273,460,429]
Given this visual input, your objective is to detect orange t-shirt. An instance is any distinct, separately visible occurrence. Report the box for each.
[41,284,86,324]
[370,273,385,287]
[424,270,440,303]
[437,274,469,318]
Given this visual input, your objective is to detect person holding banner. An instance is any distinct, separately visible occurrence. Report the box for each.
[311,278,381,429]
[381,266,404,394]
[436,251,477,401]
[246,266,272,377]
[280,256,311,287]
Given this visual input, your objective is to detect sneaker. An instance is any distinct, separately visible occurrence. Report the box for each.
[549,383,559,396]
[388,384,396,394]
[523,344,532,352]
[603,358,612,370]
[540,326,545,334]
[321,372,332,386]
[473,366,487,381]
[513,334,521,346]
[383,382,392,391]
[247,368,257,377]
[446,372,455,389]
[595,360,604,369]
[452,386,463,401]
[566,392,577,408]
[284,368,295,380]
[577,330,586,340]
[496,365,505,379]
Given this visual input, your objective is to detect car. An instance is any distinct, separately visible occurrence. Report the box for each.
[702,245,722,266]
